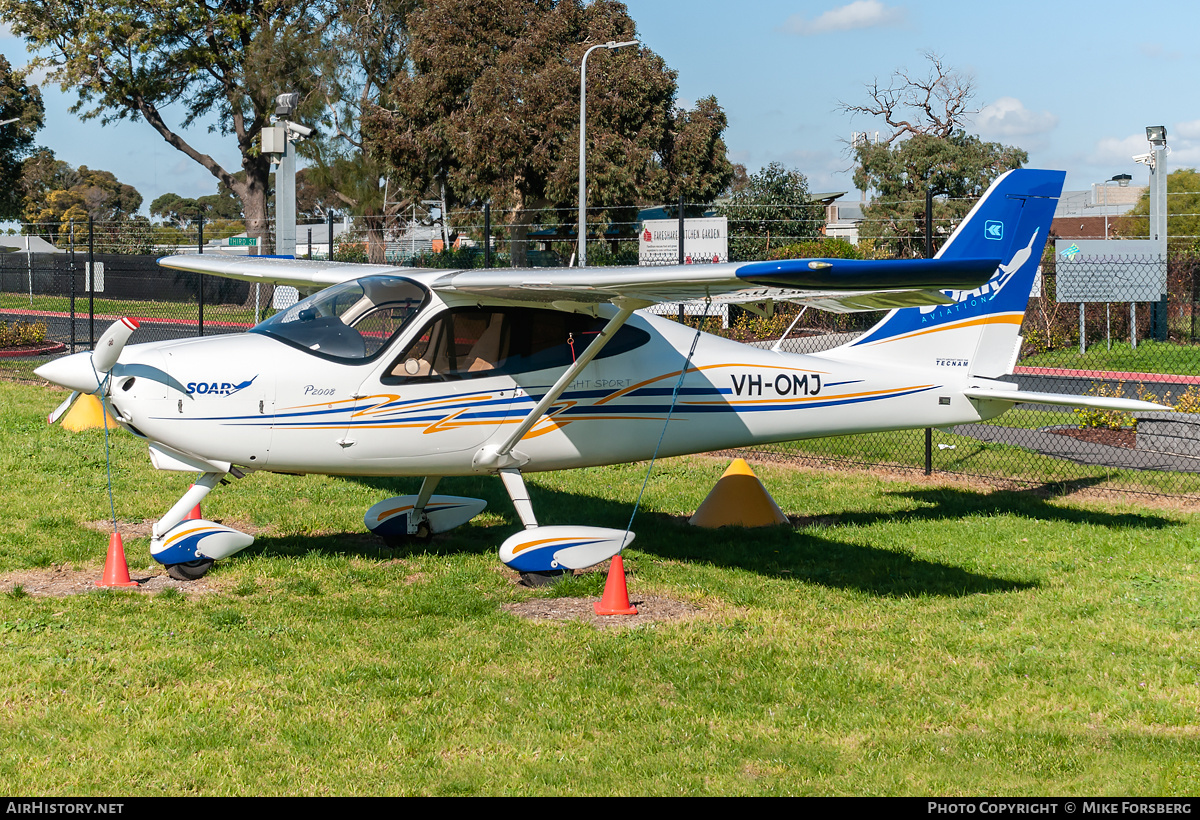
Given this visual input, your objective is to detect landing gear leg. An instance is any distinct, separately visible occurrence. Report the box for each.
[151,471,254,579]
[154,472,223,539]
[407,475,440,541]
[499,468,566,586]
[499,468,538,529]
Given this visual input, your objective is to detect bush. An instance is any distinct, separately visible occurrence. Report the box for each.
[0,321,47,347]
[1074,382,1200,430]
[1075,382,1135,430]
[331,241,368,263]
[761,238,862,261]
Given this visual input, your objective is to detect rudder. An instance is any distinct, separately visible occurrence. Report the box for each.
[824,168,1065,378]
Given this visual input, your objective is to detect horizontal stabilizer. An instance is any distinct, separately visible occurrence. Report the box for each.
[963,387,1170,413]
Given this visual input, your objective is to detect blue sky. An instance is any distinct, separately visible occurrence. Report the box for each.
[2,0,1197,212]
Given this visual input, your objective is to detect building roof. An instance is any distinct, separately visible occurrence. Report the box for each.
[0,235,62,253]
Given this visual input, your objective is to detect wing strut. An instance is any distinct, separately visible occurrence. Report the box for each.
[473,302,638,471]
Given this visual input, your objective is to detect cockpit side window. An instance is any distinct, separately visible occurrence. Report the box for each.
[383,306,649,384]
[250,276,428,362]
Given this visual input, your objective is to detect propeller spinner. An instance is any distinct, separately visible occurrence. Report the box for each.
[35,317,140,397]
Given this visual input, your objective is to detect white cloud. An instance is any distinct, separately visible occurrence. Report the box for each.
[975,97,1058,139]
[780,1,905,36]
[1172,120,1200,141]
[1090,133,1155,166]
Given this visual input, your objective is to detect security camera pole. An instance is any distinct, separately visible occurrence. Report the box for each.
[262,92,313,257]
[1138,126,1169,341]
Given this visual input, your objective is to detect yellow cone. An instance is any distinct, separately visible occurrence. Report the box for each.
[689,458,789,528]
[61,394,119,432]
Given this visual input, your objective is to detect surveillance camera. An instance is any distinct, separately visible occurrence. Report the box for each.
[284,121,314,139]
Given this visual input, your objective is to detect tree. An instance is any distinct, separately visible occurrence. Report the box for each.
[0,0,334,246]
[1115,168,1200,251]
[839,51,975,145]
[0,54,43,220]
[841,54,1025,257]
[853,132,1027,257]
[364,0,733,266]
[303,0,416,262]
[719,162,824,261]
[19,149,143,242]
[151,187,244,229]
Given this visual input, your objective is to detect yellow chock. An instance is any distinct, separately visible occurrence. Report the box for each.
[61,394,119,432]
[689,458,789,528]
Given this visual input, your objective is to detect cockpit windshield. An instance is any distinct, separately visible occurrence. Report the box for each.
[249,275,429,362]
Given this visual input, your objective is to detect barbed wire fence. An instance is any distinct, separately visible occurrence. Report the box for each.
[5,198,1200,497]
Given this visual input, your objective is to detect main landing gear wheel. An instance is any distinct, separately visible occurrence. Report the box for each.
[167,559,214,581]
[380,521,434,549]
[519,570,567,588]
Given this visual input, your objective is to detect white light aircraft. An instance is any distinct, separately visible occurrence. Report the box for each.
[36,169,1164,582]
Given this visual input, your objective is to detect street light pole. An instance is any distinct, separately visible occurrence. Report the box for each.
[578,39,637,268]
[1101,173,1132,238]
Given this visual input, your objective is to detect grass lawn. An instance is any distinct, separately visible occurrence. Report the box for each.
[1,291,264,327]
[1,378,1198,795]
[753,417,1200,499]
[1019,340,1200,377]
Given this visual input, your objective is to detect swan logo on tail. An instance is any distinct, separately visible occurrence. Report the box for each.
[919,229,1039,314]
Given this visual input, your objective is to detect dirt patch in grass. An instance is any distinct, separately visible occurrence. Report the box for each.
[0,563,219,597]
[1049,427,1137,448]
[83,517,268,539]
[0,518,271,598]
[502,594,701,629]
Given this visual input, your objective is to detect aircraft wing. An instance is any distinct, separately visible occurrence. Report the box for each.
[158,254,1000,312]
[157,254,425,288]
[430,257,1000,312]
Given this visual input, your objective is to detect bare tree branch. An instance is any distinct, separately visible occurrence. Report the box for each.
[838,51,976,145]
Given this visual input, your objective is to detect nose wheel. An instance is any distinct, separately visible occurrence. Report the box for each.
[167,558,214,581]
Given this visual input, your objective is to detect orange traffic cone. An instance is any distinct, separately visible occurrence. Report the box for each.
[594,554,638,616]
[97,532,138,588]
[184,484,202,520]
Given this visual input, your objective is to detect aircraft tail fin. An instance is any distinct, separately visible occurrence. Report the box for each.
[825,168,1065,378]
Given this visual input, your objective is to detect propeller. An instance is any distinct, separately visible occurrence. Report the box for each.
[47,390,80,424]
[92,317,139,375]
[36,317,140,426]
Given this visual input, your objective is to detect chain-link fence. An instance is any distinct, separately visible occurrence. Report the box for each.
[741,252,1200,498]
[6,211,1200,499]
[0,250,274,351]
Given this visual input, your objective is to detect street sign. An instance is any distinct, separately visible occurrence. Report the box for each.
[638,217,728,266]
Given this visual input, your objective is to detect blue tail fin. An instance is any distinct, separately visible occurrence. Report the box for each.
[827,168,1065,378]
